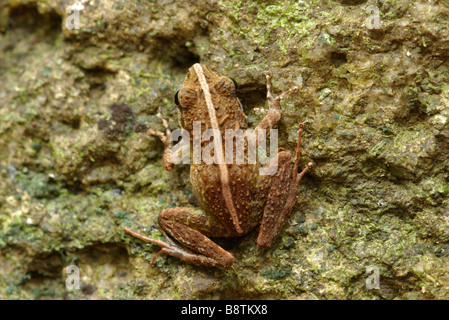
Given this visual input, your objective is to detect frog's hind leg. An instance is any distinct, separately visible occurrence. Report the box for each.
[255,71,299,133]
[124,207,235,267]
[257,123,313,248]
[123,226,182,264]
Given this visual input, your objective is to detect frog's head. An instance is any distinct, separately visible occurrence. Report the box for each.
[175,63,247,135]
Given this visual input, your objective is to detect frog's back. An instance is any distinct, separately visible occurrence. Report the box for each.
[191,163,266,236]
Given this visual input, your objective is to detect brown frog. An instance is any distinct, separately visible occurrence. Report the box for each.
[123,64,313,267]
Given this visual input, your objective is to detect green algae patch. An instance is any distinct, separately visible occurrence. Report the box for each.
[1,0,449,300]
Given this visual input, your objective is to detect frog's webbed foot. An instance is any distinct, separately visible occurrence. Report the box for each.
[124,208,235,267]
[147,107,175,171]
[257,123,313,248]
[265,71,299,102]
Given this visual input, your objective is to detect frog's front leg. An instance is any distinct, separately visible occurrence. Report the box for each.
[257,124,313,248]
[124,208,235,267]
[147,107,175,171]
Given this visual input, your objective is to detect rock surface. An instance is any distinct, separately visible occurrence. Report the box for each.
[0,0,448,299]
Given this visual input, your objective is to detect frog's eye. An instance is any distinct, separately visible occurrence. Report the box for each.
[215,77,236,95]
[174,90,180,106]
[177,88,197,108]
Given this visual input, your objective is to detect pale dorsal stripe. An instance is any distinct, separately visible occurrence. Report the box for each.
[193,63,242,234]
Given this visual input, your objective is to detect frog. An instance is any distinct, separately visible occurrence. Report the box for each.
[123,63,313,267]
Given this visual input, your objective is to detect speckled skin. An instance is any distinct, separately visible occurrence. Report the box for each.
[124,64,313,267]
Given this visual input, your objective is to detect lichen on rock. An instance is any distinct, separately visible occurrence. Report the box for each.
[1,0,449,299]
